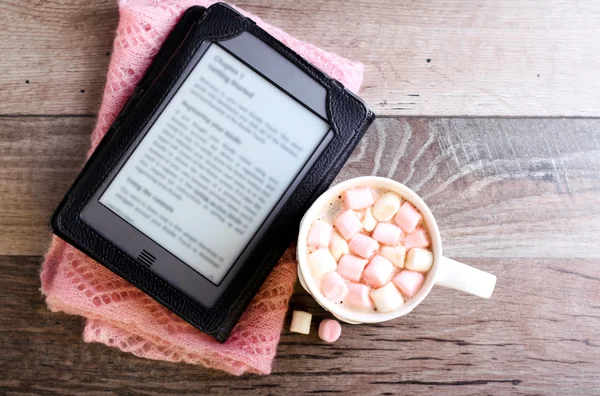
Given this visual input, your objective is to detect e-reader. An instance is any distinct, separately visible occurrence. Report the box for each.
[51,3,375,341]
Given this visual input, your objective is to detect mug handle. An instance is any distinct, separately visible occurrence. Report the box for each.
[435,257,497,299]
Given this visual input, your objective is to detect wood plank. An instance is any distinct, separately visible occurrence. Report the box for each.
[338,118,600,259]
[0,0,118,116]
[1,255,598,394]
[0,117,92,256]
[1,117,599,257]
[1,0,600,117]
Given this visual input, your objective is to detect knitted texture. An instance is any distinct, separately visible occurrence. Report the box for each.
[41,0,364,375]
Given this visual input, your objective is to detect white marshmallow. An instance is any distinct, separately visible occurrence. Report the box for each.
[329,231,349,261]
[370,283,404,313]
[362,207,377,232]
[405,248,434,272]
[372,192,402,222]
[355,210,365,221]
[380,245,407,268]
[290,310,312,334]
[308,249,338,277]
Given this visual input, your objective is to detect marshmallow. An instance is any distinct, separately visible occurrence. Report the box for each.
[403,227,430,249]
[308,249,338,277]
[343,187,376,210]
[363,255,395,288]
[318,319,342,343]
[405,247,434,272]
[372,223,403,246]
[380,245,407,268]
[345,283,373,310]
[349,233,380,259]
[362,207,377,232]
[393,270,425,298]
[290,310,312,334]
[307,220,333,248]
[329,231,349,261]
[370,283,404,313]
[334,210,363,240]
[321,271,349,302]
[355,210,364,221]
[372,192,402,222]
[394,202,423,233]
[337,254,369,282]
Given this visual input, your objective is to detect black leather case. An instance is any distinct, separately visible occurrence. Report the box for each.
[51,3,375,341]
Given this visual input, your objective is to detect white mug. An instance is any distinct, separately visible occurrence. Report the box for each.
[296,176,497,324]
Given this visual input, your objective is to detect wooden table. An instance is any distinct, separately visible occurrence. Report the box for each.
[1,1,599,394]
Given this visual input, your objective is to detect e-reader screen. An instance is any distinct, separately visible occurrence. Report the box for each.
[98,43,330,285]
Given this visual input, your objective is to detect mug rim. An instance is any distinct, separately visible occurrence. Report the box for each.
[296,176,442,323]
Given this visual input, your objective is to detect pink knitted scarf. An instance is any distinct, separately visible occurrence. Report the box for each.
[41,0,364,375]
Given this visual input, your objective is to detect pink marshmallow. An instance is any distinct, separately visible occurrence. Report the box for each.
[394,202,423,233]
[362,255,394,288]
[321,271,349,302]
[345,283,373,310]
[307,220,333,248]
[342,187,376,210]
[393,270,425,298]
[318,319,342,343]
[349,233,380,259]
[334,210,363,240]
[403,227,430,249]
[337,254,369,282]
[371,223,403,245]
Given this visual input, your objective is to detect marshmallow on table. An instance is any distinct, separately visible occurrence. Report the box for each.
[308,249,337,277]
[372,223,403,246]
[349,233,380,259]
[337,254,369,282]
[329,231,349,261]
[372,192,402,222]
[362,207,377,232]
[370,282,404,313]
[290,310,312,334]
[394,202,422,233]
[362,255,394,288]
[380,245,407,268]
[403,227,430,249]
[343,187,376,210]
[393,270,425,298]
[318,319,342,343]
[345,283,373,310]
[334,210,363,240]
[321,271,349,302]
[307,220,333,248]
[405,247,434,272]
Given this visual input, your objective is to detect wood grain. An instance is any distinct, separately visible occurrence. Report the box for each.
[1,117,599,257]
[1,0,600,117]
[1,255,598,395]
[0,117,92,256]
[0,0,118,116]
[2,0,600,393]
[339,118,600,259]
